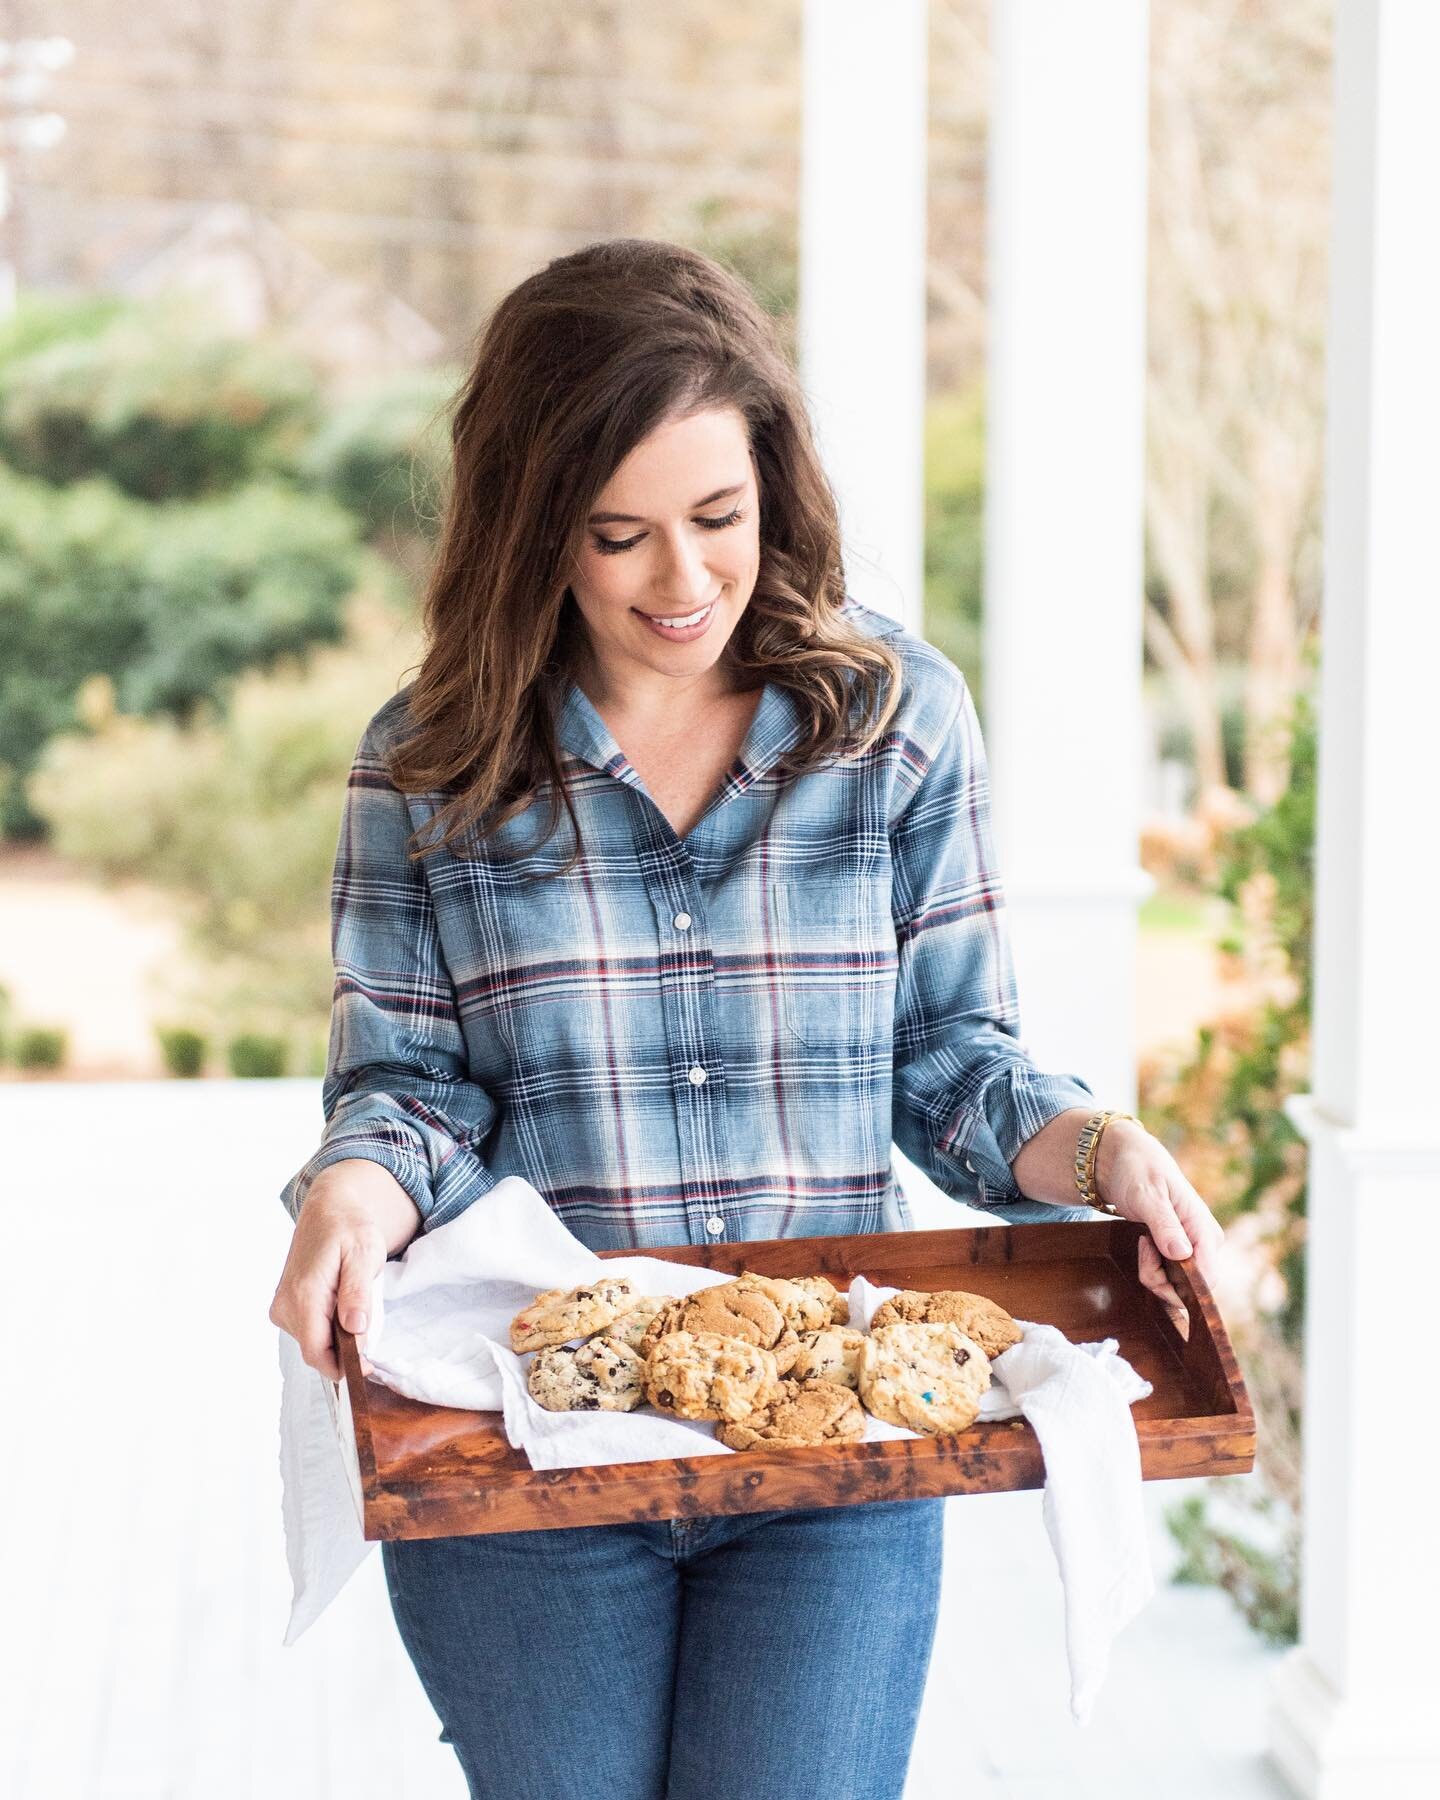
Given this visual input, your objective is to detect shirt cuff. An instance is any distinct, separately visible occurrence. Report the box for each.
[279,1130,501,1232]
[936,1063,1098,1207]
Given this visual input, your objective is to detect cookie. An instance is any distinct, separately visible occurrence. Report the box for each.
[527,1335,646,1413]
[857,1321,991,1434]
[732,1271,832,1334]
[718,1378,866,1450]
[602,1295,671,1352]
[869,1288,1023,1359]
[639,1297,686,1358]
[642,1330,780,1422]
[773,1324,867,1389]
[509,1276,636,1354]
[642,1282,792,1351]
[791,1275,847,1326]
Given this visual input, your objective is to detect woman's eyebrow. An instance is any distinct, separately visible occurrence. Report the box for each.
[587,481,746,526]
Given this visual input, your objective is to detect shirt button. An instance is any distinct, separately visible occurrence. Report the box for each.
[705,1216,725,1236]
[673,911,691,930]
[688,1065,707,1086]
[965,1159,978,1174]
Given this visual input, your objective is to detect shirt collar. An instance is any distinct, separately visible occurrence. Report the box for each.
[554,675,808,794]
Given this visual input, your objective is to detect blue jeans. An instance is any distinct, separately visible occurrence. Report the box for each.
[381,1496,945,1799]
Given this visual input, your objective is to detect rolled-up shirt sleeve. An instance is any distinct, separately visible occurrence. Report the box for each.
[889,664,1096,1210]
[278,705,503,1233]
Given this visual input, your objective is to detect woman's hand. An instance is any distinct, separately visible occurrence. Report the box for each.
[268,1160,422,1382]
[1094,1118,1226,1335]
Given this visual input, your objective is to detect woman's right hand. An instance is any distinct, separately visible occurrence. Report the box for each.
[268,1159,423,1382]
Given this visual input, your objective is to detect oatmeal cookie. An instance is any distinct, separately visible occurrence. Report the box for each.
[643,1330,779,1422]
[508,1276,636,1354]
[773,1324,867,1389]
[857,1321,991,1434]
[869,1288,1023,1359]
[527,1335,646,1413]
[641,1282,792,1352]
[718,1378,866,1450]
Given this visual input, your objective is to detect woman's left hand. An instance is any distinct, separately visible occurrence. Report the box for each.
[1093,1118,1226,1336]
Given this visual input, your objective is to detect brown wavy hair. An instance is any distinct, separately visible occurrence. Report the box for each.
[388,235,904,874]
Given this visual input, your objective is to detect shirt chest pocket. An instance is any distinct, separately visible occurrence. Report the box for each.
[769,874,895,1050]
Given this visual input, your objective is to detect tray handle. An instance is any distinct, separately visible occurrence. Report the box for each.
[1148,1241,1252,1424]
[333,1321,382,1496]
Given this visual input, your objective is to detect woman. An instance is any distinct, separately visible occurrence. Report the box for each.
[270,238,1223,1799]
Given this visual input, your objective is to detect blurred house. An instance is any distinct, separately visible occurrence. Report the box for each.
[111,202,446,383]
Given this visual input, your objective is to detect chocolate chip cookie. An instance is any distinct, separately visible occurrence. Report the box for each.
[731,1271,833,1334]
[640,1282,792,1353]
[508,1276,636,1354]
[601,1295,671,1352]
[790,1275,849,1325]
[717,1377,866,1450]
[527,1335,646,1413]
[773,1325,867,1389]
[642,1330,780,1422]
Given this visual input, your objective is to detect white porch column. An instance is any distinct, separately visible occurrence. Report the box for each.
[798,0,928,631]
[1268,5,1440,1796]
[983,0,1152,1106]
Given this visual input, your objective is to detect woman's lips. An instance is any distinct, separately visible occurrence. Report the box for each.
[632,599,717,642]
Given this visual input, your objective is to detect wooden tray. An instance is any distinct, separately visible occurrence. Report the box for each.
[332,1218,1254,1541]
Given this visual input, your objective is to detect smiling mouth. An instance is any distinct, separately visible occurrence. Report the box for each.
[634,600,716,627]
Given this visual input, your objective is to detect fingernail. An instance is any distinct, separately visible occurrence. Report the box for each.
[348,1310,367,1332]
[1169,1237,1192,1259]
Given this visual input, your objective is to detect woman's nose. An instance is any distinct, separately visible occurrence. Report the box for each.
[650,528,714,606]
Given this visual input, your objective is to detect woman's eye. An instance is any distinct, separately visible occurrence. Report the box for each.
[592,507,745,556]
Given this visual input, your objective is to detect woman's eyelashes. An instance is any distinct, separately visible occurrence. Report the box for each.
[593,507,746,556]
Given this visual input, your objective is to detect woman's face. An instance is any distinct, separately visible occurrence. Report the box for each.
[567,405,761,700]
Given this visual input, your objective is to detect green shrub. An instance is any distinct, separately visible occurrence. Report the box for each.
[0,463,366,837]
[1143,672,1317,1646]
[297,367,457,544]
[0,294,320,501]
[1167,1493,1299,1646]
[0,290,128,366]
[227,1033,289,1078]
[157,1025,208,1078]
[27,592,418,1037]
[14,1025,67,1070]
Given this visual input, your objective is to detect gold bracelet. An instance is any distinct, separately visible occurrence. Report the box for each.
[1073,1109,1141,1213]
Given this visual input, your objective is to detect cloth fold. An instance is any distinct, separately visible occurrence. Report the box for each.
[277,1177,1153,1720]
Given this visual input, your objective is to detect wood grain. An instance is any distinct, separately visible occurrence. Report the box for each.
[333,1219,1254,1540]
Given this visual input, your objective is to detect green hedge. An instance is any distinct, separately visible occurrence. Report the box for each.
[14,1025,67,1070]
[157,1025,208,1078]
[227,1033,289,1078]
[0,295,319,501]
[0,465,364,836]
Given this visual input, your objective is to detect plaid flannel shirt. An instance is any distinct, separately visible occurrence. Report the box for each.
[279,597,1098,1250]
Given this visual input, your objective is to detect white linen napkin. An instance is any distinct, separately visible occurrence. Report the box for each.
[277,1177,1154,1722]
[848,1274,1156,1723]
